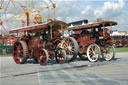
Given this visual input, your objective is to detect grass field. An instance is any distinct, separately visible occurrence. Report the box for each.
[115,47,128,52]
[0,54,12,57]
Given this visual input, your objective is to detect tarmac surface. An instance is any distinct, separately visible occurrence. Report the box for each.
[0,52,128,85]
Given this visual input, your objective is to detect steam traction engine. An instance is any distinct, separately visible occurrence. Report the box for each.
[9,20,70,65]
[67,23,101,62]
[67,20,118,61]
[94,21,118,61]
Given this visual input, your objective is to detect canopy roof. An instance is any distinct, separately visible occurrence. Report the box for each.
[99,21,118,27]
[9,20,68,33]
[68,20,118,31]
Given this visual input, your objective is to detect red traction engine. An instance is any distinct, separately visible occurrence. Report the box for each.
[67,23,101,62]
[9,20,69,65]
[93,21,118,61]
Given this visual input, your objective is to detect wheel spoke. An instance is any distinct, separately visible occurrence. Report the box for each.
[14,44,18,48]
[63,42,68,48]
[38,49,48,65]
[87,44,100,62]
[18,44,22,49]
[18,57,23,62]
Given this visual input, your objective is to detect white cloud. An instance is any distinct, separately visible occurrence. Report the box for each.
[66,16,80,22]
[81,5,95,20]
[80,0,125,21]
[55,0,81,22]
[119,12,128,25]
[56,16,62,20]
[94,0,125,19]
[116,12,128,31]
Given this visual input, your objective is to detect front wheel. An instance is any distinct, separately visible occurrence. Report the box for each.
[87,44,100,62]
[37,49,48,66]
[56,48,66,64]
[102,45,115,61]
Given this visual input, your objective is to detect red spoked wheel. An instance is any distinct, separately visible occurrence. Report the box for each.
[12,41,28,64]
[56,48,66,64]
[37,49,48,66]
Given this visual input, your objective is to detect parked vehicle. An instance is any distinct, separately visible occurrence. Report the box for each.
[9,20,77,65]
[66,20,118,61]
[121,36,128,47]
[112,36,122,47]
[93,21,117,61]
[64,20,101,62]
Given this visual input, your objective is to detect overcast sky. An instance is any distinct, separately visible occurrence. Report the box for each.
[0,0,128,34]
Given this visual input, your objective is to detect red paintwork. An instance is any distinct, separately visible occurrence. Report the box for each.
[74,30,83,34]
[10,20,68,65]
[71,31,96,54]
[68,20,118,55]
[48,51,55,59]
[29,38,41,48]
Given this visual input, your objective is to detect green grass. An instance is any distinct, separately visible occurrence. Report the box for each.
[0,54,12,57]
[116,47,128,52]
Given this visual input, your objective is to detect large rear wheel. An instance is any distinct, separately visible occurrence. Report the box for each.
[87,44,100,62]
[61,37,79,61]
[12,41,28,64]
[37,49,48,66]
[102,45,115,61]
